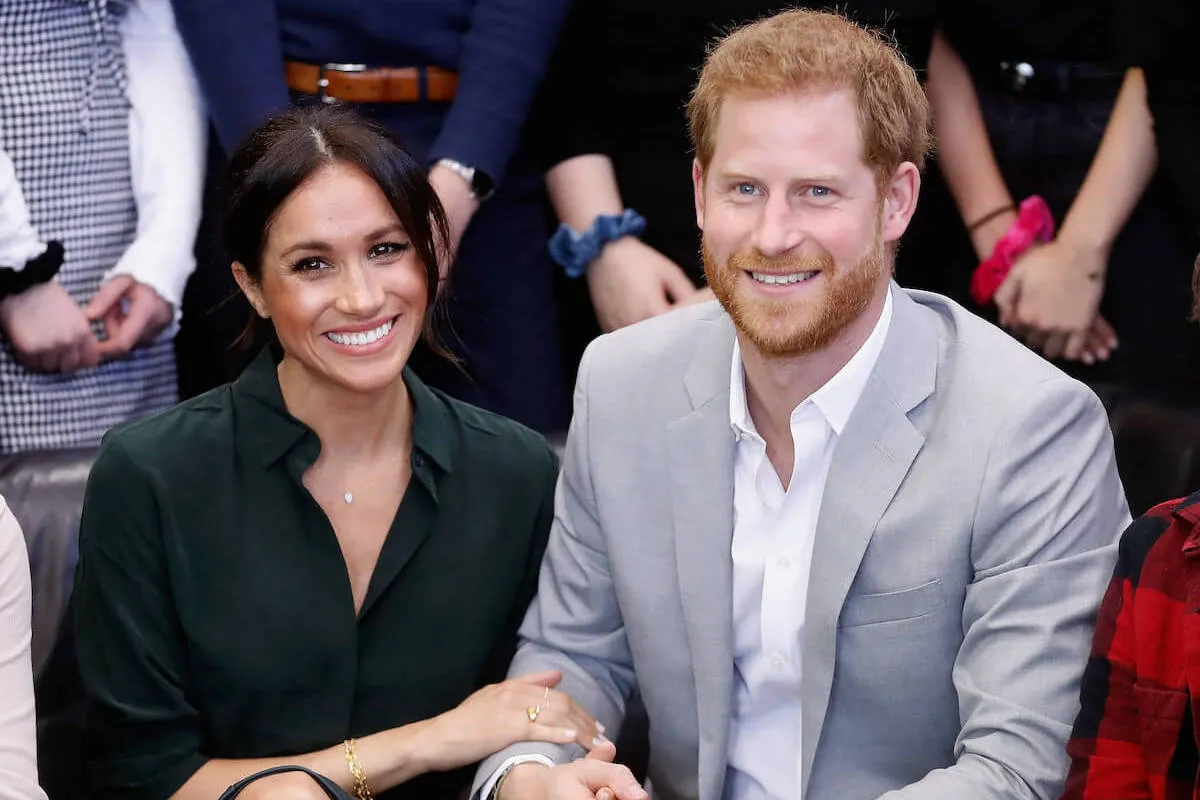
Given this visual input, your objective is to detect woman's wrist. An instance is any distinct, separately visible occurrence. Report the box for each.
[969,209,1019,261]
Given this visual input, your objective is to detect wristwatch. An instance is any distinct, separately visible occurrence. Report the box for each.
[434,158,495,202]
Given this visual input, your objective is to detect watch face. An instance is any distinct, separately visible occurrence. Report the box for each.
[472,170,496,202]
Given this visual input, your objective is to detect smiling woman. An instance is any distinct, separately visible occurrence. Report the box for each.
[71,106,604,800]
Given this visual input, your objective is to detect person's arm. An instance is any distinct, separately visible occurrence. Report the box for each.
[168,0,289,154]
[108,0,206,313]
[546,156,697,332]
[84,0,207,361]
[997,68,1156,361]
[875,378,1130,799]
[1059,514,1162,800]
[73,438,600,800]
[924,30,1016,260]
[0,499,47,800]
[473,344,645,800]
[426,0,572,256]
[0,149,98,373]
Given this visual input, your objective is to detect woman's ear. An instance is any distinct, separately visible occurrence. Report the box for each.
[232,262,269,319]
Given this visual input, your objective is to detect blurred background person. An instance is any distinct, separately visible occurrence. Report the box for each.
[0,0,205,453]
[171,0,574,434]
[532,0,937,389]
[924,0,1199,400]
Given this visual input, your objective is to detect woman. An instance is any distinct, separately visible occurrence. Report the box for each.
[0,496,46,800]
[72,106,602,800]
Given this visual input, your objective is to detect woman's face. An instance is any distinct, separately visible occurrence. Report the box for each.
[235,161,429,396]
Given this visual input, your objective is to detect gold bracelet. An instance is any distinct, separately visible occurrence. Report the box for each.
[343,738,374,800]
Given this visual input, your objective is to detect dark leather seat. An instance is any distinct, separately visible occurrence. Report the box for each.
[8,390,1200,796]
[0,447,95,800]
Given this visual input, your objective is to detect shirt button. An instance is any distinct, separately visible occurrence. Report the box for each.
[776,557,791,569]
[771,654,786,670]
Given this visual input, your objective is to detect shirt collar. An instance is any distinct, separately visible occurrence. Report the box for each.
[730,289,893,439]
[232,343,455,475]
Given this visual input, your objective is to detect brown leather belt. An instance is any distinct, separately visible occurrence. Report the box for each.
[284,61,458,103]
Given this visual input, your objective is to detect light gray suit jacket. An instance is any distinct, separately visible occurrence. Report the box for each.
[475,285,1130,800]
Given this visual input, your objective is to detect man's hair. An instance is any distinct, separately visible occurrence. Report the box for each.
[687,9,933,186]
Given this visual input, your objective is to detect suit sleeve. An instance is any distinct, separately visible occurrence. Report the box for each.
[877,378,1130,800]
[472,343,638,796]
[169,0,289,154]
[428,0,572,186]
[1059,513,1163,800]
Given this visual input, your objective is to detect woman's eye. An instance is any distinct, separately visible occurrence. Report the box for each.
[369,241,411,259]
[291,257,329,273]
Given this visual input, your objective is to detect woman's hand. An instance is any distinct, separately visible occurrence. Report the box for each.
[414,670,606,773]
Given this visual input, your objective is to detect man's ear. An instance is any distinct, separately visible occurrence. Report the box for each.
[232,262,269,319]
[880,162,921,245]
[692,158,706,231]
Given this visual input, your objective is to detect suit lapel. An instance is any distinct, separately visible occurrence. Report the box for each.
[800,285,939,795]
[669,314,737,800]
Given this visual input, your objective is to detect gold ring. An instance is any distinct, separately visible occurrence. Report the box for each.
[526,705,540,723]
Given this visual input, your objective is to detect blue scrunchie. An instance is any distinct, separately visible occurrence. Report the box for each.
[548,209,647,278]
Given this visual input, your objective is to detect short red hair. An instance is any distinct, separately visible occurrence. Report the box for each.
[687,9,932,186]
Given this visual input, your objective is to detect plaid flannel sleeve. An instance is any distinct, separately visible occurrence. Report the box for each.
[1060,503,1186,800]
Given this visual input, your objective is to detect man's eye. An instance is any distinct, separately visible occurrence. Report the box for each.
[808,186,832,198]
[734,183,760,196]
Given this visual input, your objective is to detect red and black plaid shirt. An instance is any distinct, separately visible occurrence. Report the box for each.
[1061,491,1200,800]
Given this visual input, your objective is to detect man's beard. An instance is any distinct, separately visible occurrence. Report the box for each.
[702,237,884,358]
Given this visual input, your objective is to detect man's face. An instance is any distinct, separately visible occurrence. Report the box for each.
[694,89,913,358]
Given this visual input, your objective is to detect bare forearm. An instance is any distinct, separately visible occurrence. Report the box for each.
[545,155,624,230]
[926,29,1014,256]
[1059,68,1157,253]
[170,720,435,800]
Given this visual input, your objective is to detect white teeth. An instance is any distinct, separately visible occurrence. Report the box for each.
[327,318,394,347]
[750,271,817,285]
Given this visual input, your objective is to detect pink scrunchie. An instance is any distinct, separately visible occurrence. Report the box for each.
[969,196,1056,306]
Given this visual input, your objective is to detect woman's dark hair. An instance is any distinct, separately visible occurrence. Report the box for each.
[223,104,453,359]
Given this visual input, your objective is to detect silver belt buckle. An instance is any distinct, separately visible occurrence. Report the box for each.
[317,62,368,104]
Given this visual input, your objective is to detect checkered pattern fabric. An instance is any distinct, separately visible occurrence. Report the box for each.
[0,0,177,454]
[1060,492,1200,800]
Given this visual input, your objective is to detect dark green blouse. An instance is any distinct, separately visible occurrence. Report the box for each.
[72,347,559,800]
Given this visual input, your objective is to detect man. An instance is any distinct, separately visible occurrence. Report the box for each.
[474,9,1131,800]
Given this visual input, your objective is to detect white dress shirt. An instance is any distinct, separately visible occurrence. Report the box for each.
[0,0,205,315]
[724,290,892,800]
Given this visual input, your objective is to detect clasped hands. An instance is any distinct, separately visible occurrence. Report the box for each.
[993,237,1117,364]
[0,274,172,373]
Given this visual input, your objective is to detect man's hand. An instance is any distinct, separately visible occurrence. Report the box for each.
[84,275,174,362]
[427,164,481,282]
[498,741,646,800]
[993,239,1111,362]
[0,280,101,373]
[587,238,702,332]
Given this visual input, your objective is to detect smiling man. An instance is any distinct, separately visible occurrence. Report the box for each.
[474,10,1131,800]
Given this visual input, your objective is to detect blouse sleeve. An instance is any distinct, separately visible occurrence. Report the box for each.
[0,498,47,800]
[72,439,207,800]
